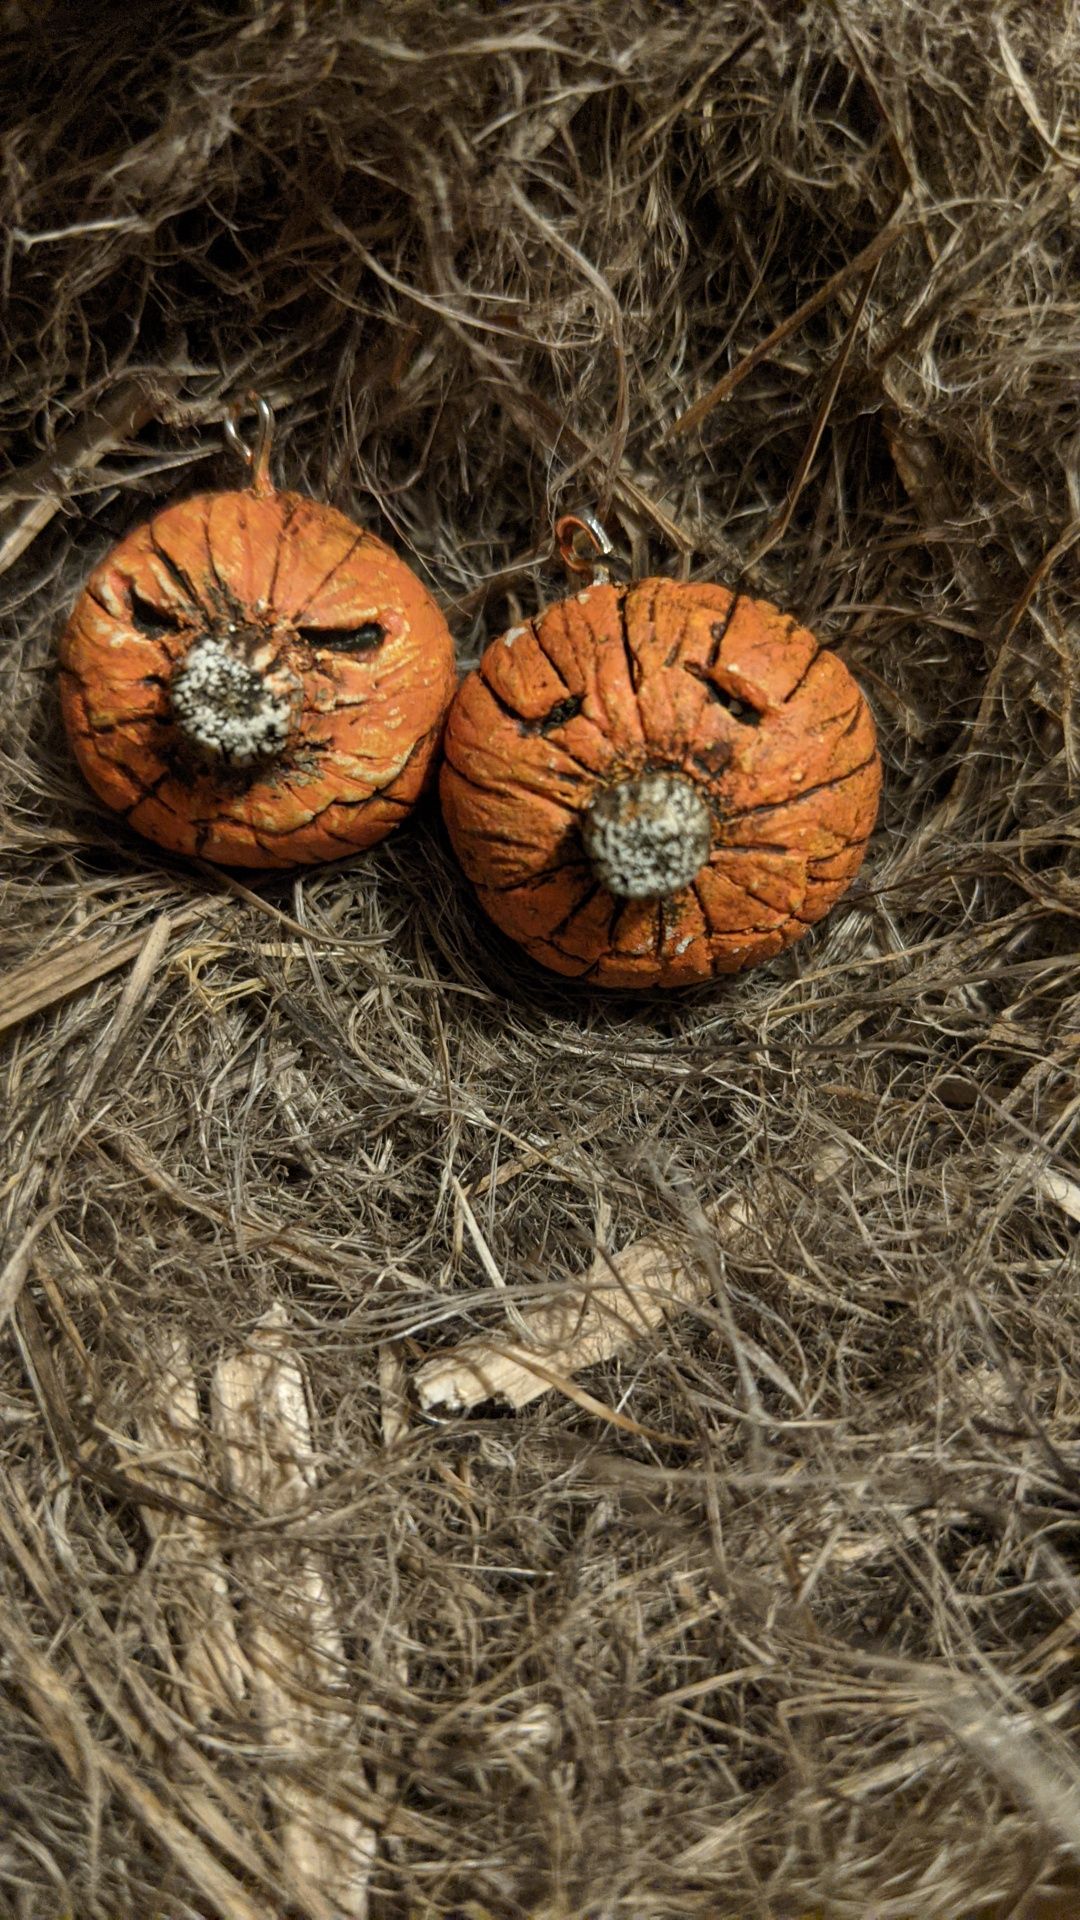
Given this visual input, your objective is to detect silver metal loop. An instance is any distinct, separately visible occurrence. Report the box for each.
[224,391,275,497]
[554,509,631,584]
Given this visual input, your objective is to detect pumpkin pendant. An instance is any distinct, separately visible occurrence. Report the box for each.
[440,514,881,989]
[59,397,457,867]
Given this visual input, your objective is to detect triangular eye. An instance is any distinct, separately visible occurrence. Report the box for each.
[298,621,386,653]
[686,664,762,725]
[706,682,761,726]
[128,584,185,640]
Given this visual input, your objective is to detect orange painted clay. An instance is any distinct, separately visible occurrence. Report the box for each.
[440,578,881,988]
[60,488,457,866]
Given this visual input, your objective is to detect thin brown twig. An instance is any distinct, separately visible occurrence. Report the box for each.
[662,211,908,441]
[744,263,880,568]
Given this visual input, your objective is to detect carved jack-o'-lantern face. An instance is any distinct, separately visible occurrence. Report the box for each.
[440,576,880,989]
[60,479,457,867]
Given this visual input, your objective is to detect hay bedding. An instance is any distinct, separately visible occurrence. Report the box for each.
[0,0,1078,1914]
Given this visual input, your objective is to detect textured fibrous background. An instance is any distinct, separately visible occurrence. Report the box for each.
[1,3,1078,1917]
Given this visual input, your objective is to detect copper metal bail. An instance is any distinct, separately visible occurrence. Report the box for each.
[224,391,275,499]
[554,509,631,585]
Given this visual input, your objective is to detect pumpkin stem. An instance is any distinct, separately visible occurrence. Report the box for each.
[169,635,302,769]
[582,771,712,900]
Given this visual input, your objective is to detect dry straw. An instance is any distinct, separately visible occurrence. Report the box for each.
[1,2,1079,1916]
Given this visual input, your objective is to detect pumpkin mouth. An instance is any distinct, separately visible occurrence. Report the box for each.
[169,632,304,770]
[581,770,713,900]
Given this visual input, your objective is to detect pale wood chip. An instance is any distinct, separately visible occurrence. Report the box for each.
[128,1329,251,1718]
[414,1195,752,1413]
[0,902,204,1040]
[378,1341,411,1452]
[1037,1167,1080,1225]
[212,1305,375,1919]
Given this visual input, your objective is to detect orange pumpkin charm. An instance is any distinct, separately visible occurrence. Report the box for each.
[60,398,457,867]
[440,516,880,989]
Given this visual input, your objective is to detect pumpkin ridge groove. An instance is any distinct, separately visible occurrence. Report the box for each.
[276,828,354,854]
[441,752,517,800]
[141,791,184,821]
[250,827,316,859]
[727,750,879,820]
[250,734,435,832]
[531,932,595,975]
[538,736,603,783]
[807,834,871,866]
[291,527,371,624]
[80,582,133,637]
[207,573,249,632]
[477,669,530,729]
[132,775,185,821]
[529,621,575,696]
[464,826,541,854]
[705,589,742,669]
[200,493,236,608]
[372,790,414,811]
[485,859,591,894]
[510,680,614,766]
[260,811,366,852]
[321,824,374,847]
[546,881,602,943]
[442,745,578,813]
[617,584,644,691]
[671,581,700,671]
[606,897,628,948]
[118,764,170,814]
[718,839,795,856]
[801,698,864,736]
[738,878,800,919]
[833,704,866,739]
[781,644,823,705]
[248,798,360,836]
[693,876,776,939]
[615,585,647,738]
[377,721,442,788]
[266,494,299,611]
[543,930,596,967]
[656,580,700,672]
